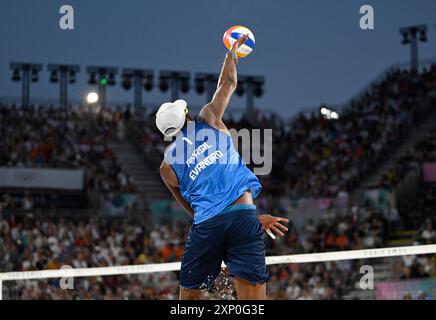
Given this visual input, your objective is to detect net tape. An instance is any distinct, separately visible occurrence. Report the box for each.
[1,244,435,299]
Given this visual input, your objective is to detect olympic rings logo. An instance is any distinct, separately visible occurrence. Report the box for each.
[13,171,37,183]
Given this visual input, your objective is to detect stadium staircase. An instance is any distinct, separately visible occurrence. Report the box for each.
[343,98,436,299]
[385,230,416,246]
[108,140,170,202]
[343,258,398,300]
[358,110,436,191]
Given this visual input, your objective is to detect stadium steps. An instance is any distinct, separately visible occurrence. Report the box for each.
[359,111,436,190]
[386,230,417,246]
[372,262,393,281]
[343,259,395,300]
[108,141,170,201]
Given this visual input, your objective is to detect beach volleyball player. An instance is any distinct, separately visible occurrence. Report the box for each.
[157,34,289,300]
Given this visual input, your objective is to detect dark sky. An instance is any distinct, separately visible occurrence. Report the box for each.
[1,0,436,117]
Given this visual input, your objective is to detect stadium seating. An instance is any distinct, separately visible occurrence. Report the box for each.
[1,65,435,300]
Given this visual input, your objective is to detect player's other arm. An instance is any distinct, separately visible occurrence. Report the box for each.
[159,160,194,219]
[199,34,249,131]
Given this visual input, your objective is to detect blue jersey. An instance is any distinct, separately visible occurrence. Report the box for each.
[164,121,262,224]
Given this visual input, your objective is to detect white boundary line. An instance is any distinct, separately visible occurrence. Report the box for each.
[0,244,435,300]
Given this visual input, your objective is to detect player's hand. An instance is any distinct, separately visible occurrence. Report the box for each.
[231,34,249,52]
[258,214,289,237]
[227,34,249,64]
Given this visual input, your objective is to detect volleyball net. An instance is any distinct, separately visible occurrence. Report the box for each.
[1,244,435,300]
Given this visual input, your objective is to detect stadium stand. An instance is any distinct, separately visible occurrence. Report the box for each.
[0,64,435,300]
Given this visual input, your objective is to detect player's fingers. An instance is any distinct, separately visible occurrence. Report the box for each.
[275,222,288,232]
[271,226,285,237]
[263,223,274,230]
[238,36,248,47]
[231,38,241,49]
[262,223,274,230]
[276,217,289,223]
[232,34,248,49]
[240,34,249,43]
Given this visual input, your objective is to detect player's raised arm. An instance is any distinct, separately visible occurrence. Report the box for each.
[199,34,249,130]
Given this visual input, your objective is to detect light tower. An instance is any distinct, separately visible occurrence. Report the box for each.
[48,64,80,107]
[86,66,118,108]
[399,25,428,72]
[10,62,43,107]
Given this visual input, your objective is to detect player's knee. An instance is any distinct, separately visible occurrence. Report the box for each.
[179,286,204,300]
[235,276,263,287]
[235,277,266,300]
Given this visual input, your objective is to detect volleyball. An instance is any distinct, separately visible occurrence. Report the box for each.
[222,25,255,58]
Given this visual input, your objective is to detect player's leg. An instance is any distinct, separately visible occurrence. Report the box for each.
[234,276,266,300]
[224,206,269,300]
[180,287,205,300]
[179,217,226,300]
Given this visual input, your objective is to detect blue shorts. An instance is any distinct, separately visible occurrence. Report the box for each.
[180,204,269,289]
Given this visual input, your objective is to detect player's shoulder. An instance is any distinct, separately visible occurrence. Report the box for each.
[199,104,220,127]
[163,141,177,159]
[159,158,174,182]
[198,109,231,135]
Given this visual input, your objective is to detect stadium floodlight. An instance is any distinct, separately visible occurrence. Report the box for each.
[253,79,264,98]
[236,81,245,96]
[194,73,264,113]
[237,75,265,115]
[50,70,59,83]
[399,25,428,72]
[194,73,219,102]
[194,75,205,94]
[107,72,116,85]
[330,111,340,120]
[144,74,154,92]
[320,105,340,120]
[86,66,118,108]
[86,92,99,104]
[159,75,169,92]
[11,69,20,81]
[121,68,154,109]
[419,29,427,42]
[401,31,410,45]
[69,69,76,84]
[31,68,39,83]
[180,74,190,93]
[159,71,191,100]
[48,64,80,107]
[88,72,97,85]
[122,74,132,90]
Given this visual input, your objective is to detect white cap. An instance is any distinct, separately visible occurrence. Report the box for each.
[155,99,187,137]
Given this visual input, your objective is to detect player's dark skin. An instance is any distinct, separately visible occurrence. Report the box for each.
[160,34,289,300]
